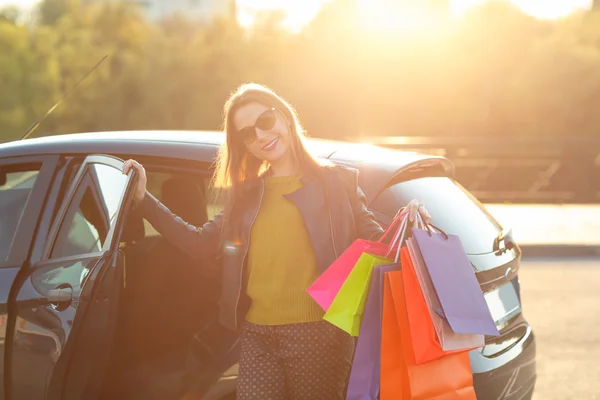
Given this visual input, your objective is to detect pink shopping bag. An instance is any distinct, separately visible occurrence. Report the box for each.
[307,213,406,311]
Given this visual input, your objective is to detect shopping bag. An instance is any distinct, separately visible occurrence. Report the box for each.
[382,214,478,363]
[380,271,477,400]
[380,267,408,399]
[401,246,483,363]
[411,228,500,337]
[407,239,484,352]
[307,214,406,311]
[346,264,399,400]
[323,253,391,336]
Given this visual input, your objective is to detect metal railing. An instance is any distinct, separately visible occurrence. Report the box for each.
[367,136,600,204]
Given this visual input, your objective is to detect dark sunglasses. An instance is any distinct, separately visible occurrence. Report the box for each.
[237,108,278,143]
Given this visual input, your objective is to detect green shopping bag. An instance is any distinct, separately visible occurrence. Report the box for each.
[323,252,391,336]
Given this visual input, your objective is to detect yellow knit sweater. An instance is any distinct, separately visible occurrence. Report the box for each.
[245,174,325,325]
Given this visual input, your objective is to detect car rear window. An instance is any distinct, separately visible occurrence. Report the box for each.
[370,177,503,255]
[0,169,40,261]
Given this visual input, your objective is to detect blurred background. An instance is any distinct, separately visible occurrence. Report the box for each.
[1,0,599,143]
[0,0,599,398]
[1,0,598,249]
[1,0,599,207]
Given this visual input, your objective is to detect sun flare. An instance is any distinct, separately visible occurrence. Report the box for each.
[236,0,325,32]
[449,0,593,19]
[236,0,593,33]
[356,0,446,35]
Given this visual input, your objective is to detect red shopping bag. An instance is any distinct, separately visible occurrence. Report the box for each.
[380,271,477,400]
[401,247,483,365]
[307,213,405,311]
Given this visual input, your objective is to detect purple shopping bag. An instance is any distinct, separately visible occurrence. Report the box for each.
[412,228,500,337]
[346,264,400,400]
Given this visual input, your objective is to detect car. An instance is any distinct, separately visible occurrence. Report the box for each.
[0,130,536,400]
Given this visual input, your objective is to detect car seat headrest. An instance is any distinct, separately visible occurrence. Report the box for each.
[161,177,208,227]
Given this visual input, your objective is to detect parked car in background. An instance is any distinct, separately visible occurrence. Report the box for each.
[0,131,536,400]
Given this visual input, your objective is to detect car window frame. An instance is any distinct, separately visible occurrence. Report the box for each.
[42,155,132,263]
[0,154,59,268]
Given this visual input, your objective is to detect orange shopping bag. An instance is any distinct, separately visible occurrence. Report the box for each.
[380,270,477,400]
[401,247,483,364]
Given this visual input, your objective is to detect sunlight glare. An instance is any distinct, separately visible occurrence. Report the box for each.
[356,0,445,35]
[236,0,593,32]
[236,0,325,32]
[510,0,592,19]
[449,0,593,19]
[449,0,489,16]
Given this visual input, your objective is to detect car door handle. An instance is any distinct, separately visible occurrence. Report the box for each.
[47,287,73,303]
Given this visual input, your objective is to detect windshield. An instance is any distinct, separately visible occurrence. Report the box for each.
[370,177,503,255]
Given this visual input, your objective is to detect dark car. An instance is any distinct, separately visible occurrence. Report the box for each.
[0,131,536,400]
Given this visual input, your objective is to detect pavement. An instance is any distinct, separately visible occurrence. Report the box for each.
[519,258,600,400]
[487,205,599,398]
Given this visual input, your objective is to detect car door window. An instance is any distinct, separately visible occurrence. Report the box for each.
[0,167,40,262]
[50,163,128,259]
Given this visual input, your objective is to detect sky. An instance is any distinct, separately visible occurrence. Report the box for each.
[0,0,594,31]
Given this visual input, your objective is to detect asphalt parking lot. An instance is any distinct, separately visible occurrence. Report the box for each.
[519,257,600,400]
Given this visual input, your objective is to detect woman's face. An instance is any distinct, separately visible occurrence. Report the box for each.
[233,102,293,164]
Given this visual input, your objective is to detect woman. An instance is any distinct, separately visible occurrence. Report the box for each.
[123,83,431,400]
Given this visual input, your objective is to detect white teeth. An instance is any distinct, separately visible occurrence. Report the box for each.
[263,138,278,150]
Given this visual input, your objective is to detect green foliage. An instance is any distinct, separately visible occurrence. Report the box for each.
[1,0,600,143]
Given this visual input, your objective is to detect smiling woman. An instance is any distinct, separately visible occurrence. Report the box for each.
[122,82,403,400]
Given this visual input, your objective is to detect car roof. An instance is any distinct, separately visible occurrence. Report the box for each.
[0,130,454,202]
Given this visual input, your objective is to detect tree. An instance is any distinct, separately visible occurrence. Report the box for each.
[2,0,600,143]
[0,21,59,142]
[38,0,74,26]
[0,6,19,24]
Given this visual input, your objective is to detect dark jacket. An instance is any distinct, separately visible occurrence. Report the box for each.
[138,164,384,330]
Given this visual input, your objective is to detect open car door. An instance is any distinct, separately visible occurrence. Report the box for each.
[6,155,137,400]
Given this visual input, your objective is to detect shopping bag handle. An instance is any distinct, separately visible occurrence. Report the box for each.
[414,212,449,240]
[385,210,450,263]
[379,206,449,263]
[386,214,410,259]
[377,209,409,244]
[387,212,430,262]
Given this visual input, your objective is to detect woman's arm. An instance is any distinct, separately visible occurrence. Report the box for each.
[137,192,222,261]
[337,166,385,241]
[352,183,385,241]
[123,159,222,261]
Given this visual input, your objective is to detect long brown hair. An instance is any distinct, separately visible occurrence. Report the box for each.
[212,83,324,238]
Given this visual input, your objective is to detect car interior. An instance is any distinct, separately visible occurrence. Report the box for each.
[100,170,237,400]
